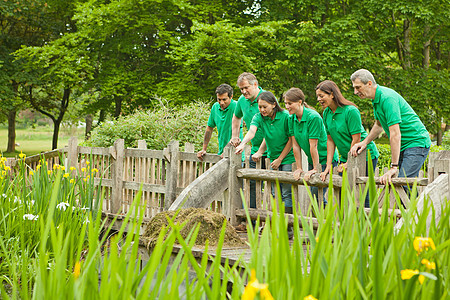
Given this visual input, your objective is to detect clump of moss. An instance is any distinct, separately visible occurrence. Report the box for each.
[142,208,245,248]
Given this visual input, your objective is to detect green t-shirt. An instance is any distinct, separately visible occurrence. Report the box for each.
[373,86,431,151]
[234,87,266,155]
[250,110,295,164]
[288,107,338,165]
[323,105,379,162]
[207,100,242,155]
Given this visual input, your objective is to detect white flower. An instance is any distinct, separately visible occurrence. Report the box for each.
[81,207,90,211]
[30,200,35,206]
[83,218,90,225]
[14,196,22,204]
[56,202,70,211]
[2,194,6,198]
[23,214,39,221]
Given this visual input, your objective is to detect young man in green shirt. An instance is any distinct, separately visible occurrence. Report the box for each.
[197,84,240,160]
[350,69,431,186]
[230,73,267,211]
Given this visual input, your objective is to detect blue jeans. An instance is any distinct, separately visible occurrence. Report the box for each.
[249,153,267,209]
[398,147,430,195]
[308,162,338,205]
[271,163,293,208]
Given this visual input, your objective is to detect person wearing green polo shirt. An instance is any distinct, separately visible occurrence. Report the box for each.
[316,80,379,208]
[284,87,338,205]
[230,72,267,211]
[197,83,241,160]
[350,69,431,188]
[235,91,295,211]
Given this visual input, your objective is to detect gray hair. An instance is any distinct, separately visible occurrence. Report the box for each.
[237,72,258,86]
[350,69,377,85]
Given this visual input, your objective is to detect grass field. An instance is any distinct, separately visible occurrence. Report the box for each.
[0,126,84,158]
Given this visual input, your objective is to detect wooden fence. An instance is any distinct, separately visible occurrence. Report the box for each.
[7,138,449,226]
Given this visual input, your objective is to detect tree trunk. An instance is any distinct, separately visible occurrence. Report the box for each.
[6,110,16,153]
[423,25,431,69]
[403,18,412,68]
[437,128,443,146]
[85,114,93,139]
[114,95,122,119]
[52,119,61,150]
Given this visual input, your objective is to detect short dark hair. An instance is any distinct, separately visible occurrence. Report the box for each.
[315,80,357,108]
[237,72,258,86]
[215,84,233,98]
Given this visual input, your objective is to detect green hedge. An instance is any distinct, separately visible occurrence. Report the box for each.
[375,143,446,173]
[84,102,219,153]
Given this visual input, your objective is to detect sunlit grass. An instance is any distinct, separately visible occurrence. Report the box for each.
[0,127,84,157]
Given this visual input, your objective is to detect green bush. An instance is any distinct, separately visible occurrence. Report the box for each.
[85,102,219,153]
[375,143,445,174]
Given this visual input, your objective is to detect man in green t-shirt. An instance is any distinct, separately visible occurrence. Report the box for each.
[197,83,239,160]
[230,72,267,211]
[350,69,431,186]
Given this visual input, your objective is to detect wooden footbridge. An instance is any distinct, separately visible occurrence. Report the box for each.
[7,137,450,269]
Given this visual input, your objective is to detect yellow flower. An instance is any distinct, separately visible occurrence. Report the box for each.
[242,270,273,300]
[70,179,75,184]
[413,237,436,254]
[29,170,34,176]
[421,259,436,270]
[53,164,60,170]
[70,166,76,171]
[48,170,52,175]
[60,166,65,171]
[36,164,41,170]
[401,269,419,280]
[304,296,318,300]
[91,168,99,173]
[1,157,6,163]
[86,161,90,165]
[73,261,81,279]
[19,151,26,159]
[315,237,319,243]
[1,171,6,176]
[63,173,70,178]
[418,275,425,285]
[86,175,90,179]
[4,166,10,172]
[81,167,86,173]
[83,178,87,182]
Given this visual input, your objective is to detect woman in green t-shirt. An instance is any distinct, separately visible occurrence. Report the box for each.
[235,91,295,210]
[284,87,338,205]
[316,80,379,208]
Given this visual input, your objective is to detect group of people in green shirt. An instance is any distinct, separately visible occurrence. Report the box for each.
[198,69,431,212]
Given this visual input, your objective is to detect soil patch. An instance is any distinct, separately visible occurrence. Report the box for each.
[142,208,245,248]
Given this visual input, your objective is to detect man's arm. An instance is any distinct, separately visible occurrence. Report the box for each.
[197,126,214,160]
[230,115,242,146]
[380,123,401,185]
[350,120,384,156]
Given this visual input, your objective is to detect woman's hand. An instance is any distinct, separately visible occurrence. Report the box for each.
[304,169,317,181]
[235,143,245,154]
[293,169,304,181]
[271,158,282,170]
[337,162,348,173]
[252,151,263,162]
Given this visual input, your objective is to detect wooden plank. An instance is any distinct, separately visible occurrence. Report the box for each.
[179,152,221,164]
[237,168,343,187]
[356,177,428,186]
[235,208,320,229]
[78,146,110,156]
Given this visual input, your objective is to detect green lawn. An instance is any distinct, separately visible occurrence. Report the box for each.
[0,126,84,158]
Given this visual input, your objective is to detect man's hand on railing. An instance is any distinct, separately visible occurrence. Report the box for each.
[293,169,304,181]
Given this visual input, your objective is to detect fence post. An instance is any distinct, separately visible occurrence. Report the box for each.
[224,145,242,226]
[164,140,179,210]
[347,148,366,206]
[111,139,125,214]
[67,137,78,175]
[428,150,450,200]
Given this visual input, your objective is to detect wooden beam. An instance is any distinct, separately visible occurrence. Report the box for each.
[235,208,320,229]
[356,177,428,186]
[236,168,343,187]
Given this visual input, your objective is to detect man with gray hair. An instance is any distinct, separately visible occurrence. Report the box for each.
[230,72,267,214]
[350,69,431,186]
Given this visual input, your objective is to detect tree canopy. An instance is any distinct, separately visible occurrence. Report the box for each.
[1,0,449,148]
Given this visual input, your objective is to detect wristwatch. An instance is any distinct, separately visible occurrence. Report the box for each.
[390,163,399,168]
